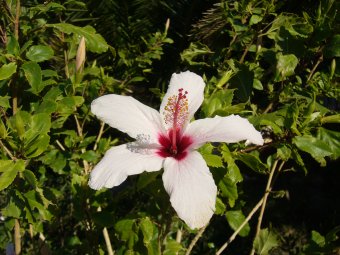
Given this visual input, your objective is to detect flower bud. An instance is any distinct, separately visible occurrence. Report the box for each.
[76,36,86,73]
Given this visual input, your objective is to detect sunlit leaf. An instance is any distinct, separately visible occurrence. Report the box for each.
[48,23,108,53]
[226,210,250,237]
[0,63,17,80]
[21,62,43,94]
[26,45,54,62]
[253,228,279,255]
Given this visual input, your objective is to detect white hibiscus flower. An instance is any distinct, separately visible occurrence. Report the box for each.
[89,71,263,229]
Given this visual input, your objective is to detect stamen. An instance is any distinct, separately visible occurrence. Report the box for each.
[163,88,189,154]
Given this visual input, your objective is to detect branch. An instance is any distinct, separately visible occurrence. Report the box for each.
[249,160,285,255]
[0,139,16,160]
[307,53,323,82]
[215,198,264,255]
[185,225,207,255]
[93,122,105,151]
[97,207,114,255]
[14,219,21,255]
[14,0,20,40]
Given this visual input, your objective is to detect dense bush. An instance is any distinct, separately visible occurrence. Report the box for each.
[0,0,339,254]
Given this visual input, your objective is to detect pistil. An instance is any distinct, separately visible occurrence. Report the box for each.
[163,88,189,156]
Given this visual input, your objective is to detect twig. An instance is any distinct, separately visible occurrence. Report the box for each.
[93,122,105,151]
[263,102,273,114]
[176,227,183,243]
[307,54,323,82]
[56,140,66,151]
[13,3,21,253]
[0,140,16,160]
[102,227,114,255]
[185,225,207,255]
[97,207,114,255]
[239,37,255,64]
[216,197,265,255]
[14,0,20,40]
[14,219,21,255]
[249,160,285,255]
[74,115,89,173]
[92,123,114,254]
[175,227,183,255]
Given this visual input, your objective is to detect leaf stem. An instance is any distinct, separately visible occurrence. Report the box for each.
[185,225,207,255]
[215,197,264,255]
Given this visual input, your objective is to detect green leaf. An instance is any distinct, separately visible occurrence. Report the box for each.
[0,160,25,191]
[226,210,250,237]
[219,175,238,200]
[221,145,243,183]
[21,62,43,94]
[48,23,108,53]
[23,170,38,188]
[202,154,223,168]
[227,60,254,102]
[317,128,340,159]
[140,217,154,244]
[7,36,20,55]
[115,219,137,242]
[22,113,51,158]
[0,95,11,108]
[293,135,333,166]
[0,63,17,80]
[26,45,54,62]
[202,89,234,117]
[163,240,183,255]
[250,14,263,25]
[324,34,340,58]
[79,150,99,162]
[24,190,53,221]
[24,134,50,158]
[277,145,292,161]
[235,153,267,173]
[215,197,226,215]
[253,78,263,90]
[311,230,325,247]
[276,53,299,79]
[253,228,279,255]
[137,171,160,190]
[180,42,213,66]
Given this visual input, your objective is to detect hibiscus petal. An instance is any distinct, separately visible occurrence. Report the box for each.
[89,144,163,190]
[160,71,205,129]
[91,94,165,142]
[185,115,264,148]
[162,151,217,229]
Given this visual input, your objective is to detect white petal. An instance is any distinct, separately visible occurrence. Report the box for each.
[91,94,165,142]
[89,144,163,190]
[160,71,205,129]
[162,151,217,229]
[185,115,264,148]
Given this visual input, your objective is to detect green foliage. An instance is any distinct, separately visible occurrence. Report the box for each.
[0,0,339,254]
[253,228,279,255]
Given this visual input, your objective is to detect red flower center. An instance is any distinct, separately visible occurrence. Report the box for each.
[157,129,193,160]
